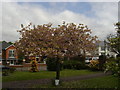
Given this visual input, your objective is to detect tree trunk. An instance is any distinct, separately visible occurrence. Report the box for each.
[56,57,60,79]
[83,50,86,64]
[55,57,60,86]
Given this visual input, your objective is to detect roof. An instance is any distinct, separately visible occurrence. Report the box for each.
[0,41,13,50]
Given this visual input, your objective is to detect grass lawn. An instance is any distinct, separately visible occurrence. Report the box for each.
[32,75,120,88]
[2,69,100,82]
[0,72,2,81]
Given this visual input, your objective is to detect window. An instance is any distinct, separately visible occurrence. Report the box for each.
[9,50,15,58]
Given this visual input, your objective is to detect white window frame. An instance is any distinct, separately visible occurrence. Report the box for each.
[9,49,15,58]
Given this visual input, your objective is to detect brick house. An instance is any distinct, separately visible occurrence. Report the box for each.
[0,41,18,65]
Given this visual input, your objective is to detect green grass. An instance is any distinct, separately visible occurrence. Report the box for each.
[32,75,120,88]
[2,69,99,82]
[0,72,2,82]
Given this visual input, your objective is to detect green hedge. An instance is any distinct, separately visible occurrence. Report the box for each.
[63,60,88,70]
[46,57,63,71]
[98,55,107,70]
[46,56,87,71]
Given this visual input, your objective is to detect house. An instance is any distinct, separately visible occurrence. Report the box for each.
[94,41,117,58]
[85,41,117,62]
[0,41,18,65]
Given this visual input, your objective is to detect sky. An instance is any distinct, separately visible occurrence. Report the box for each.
[0,1,119,42]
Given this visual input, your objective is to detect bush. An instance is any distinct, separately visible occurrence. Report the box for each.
[2,69,9,76]
[29,59,39,72]
[2,67,16,76]
[88,60,99,71]
[9,67,16,73]
[46,57,63,71]
[71,55,84,61]
[98,55,107,70]
[16,59,23,65]
[63,60,87,70]
[104,57,120,76]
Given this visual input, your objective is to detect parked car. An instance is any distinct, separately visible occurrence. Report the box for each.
[85,57,99,64]
[92,57,99,60]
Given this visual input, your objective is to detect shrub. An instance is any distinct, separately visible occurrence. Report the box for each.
[70,55,85,63]
[63,60,87,70]
[88,60,99,71]
[98,55,107,70]
[2,67,16,76]
[63,60,72,69]
[9,67,16,73]
[2,69,9,76]
[104,57,120,76]
[16,59,23,65]
[29,59,39,72]
[46,57,63,71]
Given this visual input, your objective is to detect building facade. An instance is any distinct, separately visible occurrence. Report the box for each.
[95,41,117,57]
[0,41,18,65]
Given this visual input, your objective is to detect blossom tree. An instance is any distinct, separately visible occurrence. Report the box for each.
[15,22,98,85]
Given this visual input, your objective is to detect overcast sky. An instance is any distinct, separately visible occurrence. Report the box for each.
[1,1,118,42]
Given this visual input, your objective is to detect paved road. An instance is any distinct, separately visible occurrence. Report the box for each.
[2,72,111,88]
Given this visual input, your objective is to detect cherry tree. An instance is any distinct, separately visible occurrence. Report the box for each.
[15,22,98,85]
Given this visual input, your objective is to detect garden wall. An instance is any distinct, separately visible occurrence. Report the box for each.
[9,63,47,71]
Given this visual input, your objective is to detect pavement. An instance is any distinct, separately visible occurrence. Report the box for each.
[2,72,111,88]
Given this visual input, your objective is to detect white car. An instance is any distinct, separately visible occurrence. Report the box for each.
[92,57,99,60]
[85,60,90,63]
